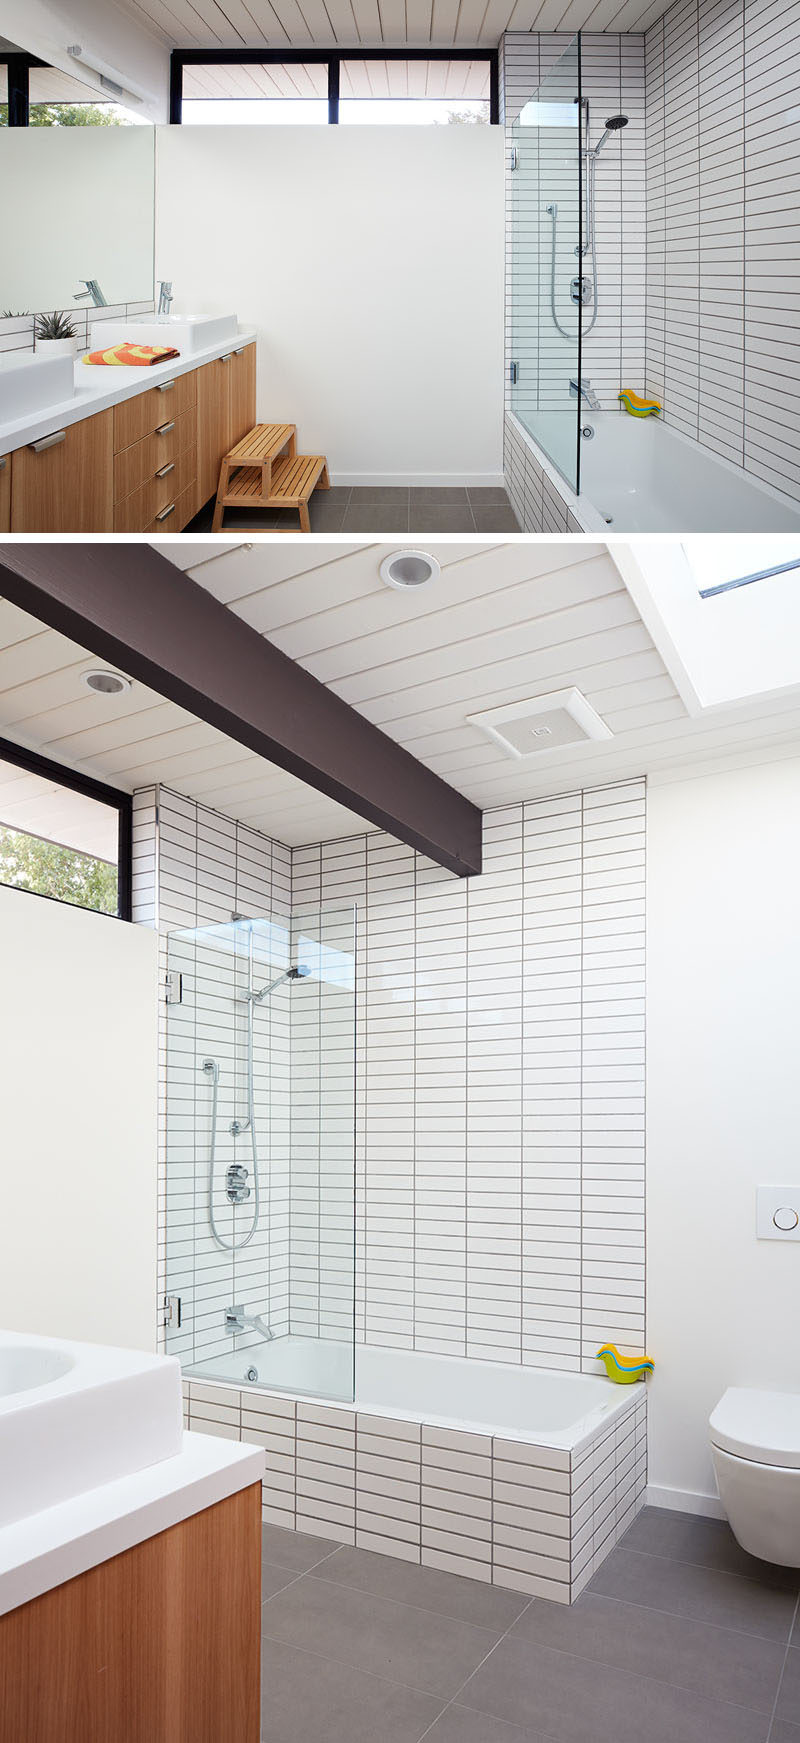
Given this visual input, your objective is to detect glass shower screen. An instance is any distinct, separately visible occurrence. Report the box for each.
[164,907,356,1406]
[510,34,583,495]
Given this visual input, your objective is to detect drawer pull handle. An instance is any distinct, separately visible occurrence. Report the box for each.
[155,462,175,478]
[220,353,232,363]
[28,430,66,453]
[234,347,245,355]
[0,456,6,470]
[155,502,175,521]
[156,380,175,393]
[155,420,175,435]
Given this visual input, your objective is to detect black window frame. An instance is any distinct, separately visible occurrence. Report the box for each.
[0,53,47,126]
[169,47,499,126]
[0,734,133,921]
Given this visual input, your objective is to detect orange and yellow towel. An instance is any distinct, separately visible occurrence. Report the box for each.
[83,342,180,367]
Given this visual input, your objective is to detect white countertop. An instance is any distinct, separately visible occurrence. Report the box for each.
[0,1430,264,1618]
[0,327,258,456]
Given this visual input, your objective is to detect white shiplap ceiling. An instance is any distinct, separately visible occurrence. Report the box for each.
[2,541,800,854]
[118,0,670,53]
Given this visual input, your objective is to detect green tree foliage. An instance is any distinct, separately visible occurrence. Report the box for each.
[1,102,130,126]
[0,826,118,914]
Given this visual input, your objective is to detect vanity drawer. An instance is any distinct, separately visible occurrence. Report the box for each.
[144,479,198,533]
[113,369,196,452]
[114,447,197,532]
[113,408,196,502]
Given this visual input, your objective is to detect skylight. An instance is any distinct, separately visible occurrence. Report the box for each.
[686,538,800,598]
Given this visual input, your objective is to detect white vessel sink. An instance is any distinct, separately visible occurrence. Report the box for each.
[89,313,239,355]
[0,352,75,422]
[0,1329,183,1527]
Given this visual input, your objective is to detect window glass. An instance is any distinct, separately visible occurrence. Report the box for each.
[181,62,328,123]
[0,754,122,915]
[339,59,490,124]
[28,63,141,125]
[0,63,8,125]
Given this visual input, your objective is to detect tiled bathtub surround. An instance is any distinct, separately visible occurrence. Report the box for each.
[644,0,800,505]
[135,777,646,1377]
[502,32,647,421]
[184,1378,647,1603]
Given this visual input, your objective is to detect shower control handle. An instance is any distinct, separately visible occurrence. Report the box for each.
[226,1162,251,1204]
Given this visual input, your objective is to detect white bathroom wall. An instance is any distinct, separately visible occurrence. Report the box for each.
[646,755,800,1511]
[0,883,159,1349]
[154,125,505,487]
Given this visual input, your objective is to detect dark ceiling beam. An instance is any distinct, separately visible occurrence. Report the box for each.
[0,543,483,878]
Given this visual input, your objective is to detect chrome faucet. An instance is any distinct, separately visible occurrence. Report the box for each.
[225,1304,275,1342]
[74,279,108,307]
[157,279,174,316]
[570,377,600,411]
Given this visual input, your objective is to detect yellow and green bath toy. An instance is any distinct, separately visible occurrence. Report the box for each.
[596,1344,654,1385]
[618,389,662,418]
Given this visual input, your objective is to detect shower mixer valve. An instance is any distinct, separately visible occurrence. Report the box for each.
[225,1163,251,1204]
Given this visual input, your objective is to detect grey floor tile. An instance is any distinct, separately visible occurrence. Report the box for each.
[307,487,351,531]
[261,1571,498,1698]
[262,1560,300,1602]
[459,1636,769,1743]
[509,1591,784,1712]
[409,505,477,533]
[342,503,410,532]
[317,1544,529,1631]
[621,1508,800,1588]
[260,1635,442,1743]
[467,488,512,507]
[793,1607,800,1649]
[409,487,470,509]
[775,1648,800,1727]
[349,488,410,505]
[261,1522,340,1575]
[423,1704,553,1742]
[771,1724,800,1742]
[588,1546,797,1641]
[470,505,520,532]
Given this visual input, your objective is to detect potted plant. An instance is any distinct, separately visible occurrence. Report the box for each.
[34,311,79,359]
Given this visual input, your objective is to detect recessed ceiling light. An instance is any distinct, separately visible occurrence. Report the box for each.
[380,551,440,591]
[81,670,132,696]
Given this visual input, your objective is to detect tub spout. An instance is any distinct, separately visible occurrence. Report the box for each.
[570,377,601,411]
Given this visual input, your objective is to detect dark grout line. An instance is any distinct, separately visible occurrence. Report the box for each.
[414,1592,540,1742]
[610,1541,800,1599]
[767,1592,800,1743]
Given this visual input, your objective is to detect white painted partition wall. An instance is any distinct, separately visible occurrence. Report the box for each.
[155,125,505,487]
[647,756,800,1511]
[0,883,159,1350]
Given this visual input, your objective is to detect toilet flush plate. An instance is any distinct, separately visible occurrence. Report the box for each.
[757,1186,800,1240]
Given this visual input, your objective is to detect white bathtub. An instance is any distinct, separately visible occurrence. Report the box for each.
[513,409,800,532]
[187,1335,633,1451]
[186,1336,648,1601]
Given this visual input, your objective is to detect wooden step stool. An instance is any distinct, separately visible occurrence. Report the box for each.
[212,423,329,532]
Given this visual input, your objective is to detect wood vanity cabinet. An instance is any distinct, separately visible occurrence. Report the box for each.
[10,410,114,533]
[113,367,199,533]
[7,343,257,534]
[197,344,257,508]
[0,1483,261,1743]
[0,455,10,533]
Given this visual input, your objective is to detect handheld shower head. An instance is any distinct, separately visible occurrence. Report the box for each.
[594,113,629,154]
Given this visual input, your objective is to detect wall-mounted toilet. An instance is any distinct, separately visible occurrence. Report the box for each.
[710,1388,800,1566]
